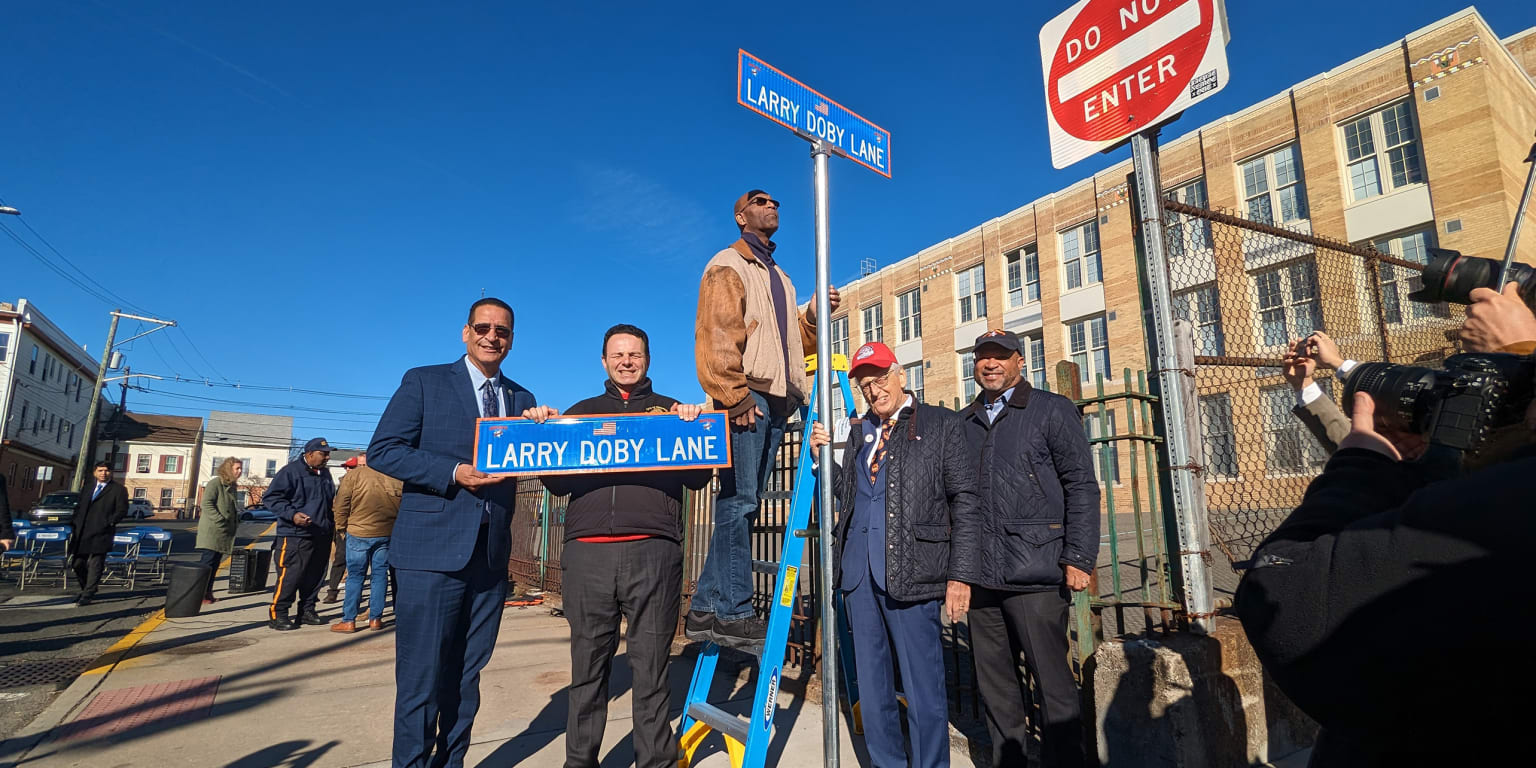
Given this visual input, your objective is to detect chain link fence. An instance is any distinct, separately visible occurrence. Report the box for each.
[1160,197,1464,575]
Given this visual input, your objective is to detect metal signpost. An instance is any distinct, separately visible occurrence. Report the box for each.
[1038,0,1231,630]
[737,49,890,765]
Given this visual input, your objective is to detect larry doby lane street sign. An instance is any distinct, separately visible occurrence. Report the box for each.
[738,50,892,178]
[474,412,731,476]
[1039,0,1230,168]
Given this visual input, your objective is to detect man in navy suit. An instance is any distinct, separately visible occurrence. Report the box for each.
[369,297,557,768]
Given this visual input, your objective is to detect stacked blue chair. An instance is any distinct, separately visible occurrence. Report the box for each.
[102,532,143,590]
[128,528,174,583]
[22,528,71,590]
[1,528,34,579]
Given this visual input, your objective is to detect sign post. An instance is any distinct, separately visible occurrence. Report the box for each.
[1039,0,1229,630]
[737,49,891,766]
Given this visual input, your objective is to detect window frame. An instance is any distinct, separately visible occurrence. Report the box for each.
[897,288,922,342]
[1239,144,1309,225]
[136,454,151,474]
[1173,283,1226,356]
[956,263,987,324]
[960,351,978,404]
[1067,315,1111,383]
[1341,100,1425,204]
[829,315,849,358]
[1199,393,1239,479]
[1060,220,1102,291]
[904,362,925,404]
[1252,259,1322,350]
[861,302,884,344]
[1005,246,1041,308]
[159,487,173,508]
[1261,383,1330,476]
[1372,227,1448,326]
[1025,332,1047,390]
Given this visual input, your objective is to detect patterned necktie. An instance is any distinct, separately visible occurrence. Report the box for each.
[481,379,499,419]
[867,417,899,485]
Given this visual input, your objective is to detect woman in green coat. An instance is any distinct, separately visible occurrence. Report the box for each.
[195,458,244,602]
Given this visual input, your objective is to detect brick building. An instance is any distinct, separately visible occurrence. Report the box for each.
[98,411,205,517]
[824,9,1536,518]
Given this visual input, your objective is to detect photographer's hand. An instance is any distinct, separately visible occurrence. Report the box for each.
[1339,392,1427,462]
[1305,331,1345,370]
[1281,338,1316,391]
[1460,282,1536,353]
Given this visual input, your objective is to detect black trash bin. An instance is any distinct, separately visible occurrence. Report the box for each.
[165,564,212,618]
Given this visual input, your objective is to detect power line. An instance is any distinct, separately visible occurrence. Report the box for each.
[143,375,392,401]
[173,328,232,383]
[130,385,384,416]
[0,222,120,306]
[120,397,384,426]
[4,207,156,315]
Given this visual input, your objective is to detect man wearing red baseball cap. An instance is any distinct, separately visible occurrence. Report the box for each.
[808,341,980,767]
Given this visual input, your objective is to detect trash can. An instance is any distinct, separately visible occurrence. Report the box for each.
[165,564,213,618]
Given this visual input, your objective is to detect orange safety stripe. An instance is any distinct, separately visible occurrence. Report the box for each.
[269,537,290,620]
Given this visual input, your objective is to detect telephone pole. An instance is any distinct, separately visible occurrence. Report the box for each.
[72,310,176,491]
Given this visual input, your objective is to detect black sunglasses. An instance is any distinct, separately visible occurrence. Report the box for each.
[750,196,780,210]
[469,323,512,339]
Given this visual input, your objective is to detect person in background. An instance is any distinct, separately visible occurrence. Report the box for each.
[331,453,402,633]
[195,458,244,604]
[1282,331,1356,454]
[0,473,14,553]
[265,438,338,631]
[70,461,129,606]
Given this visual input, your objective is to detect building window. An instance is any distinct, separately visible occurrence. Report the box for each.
[960,352,978,403]
[161,455,182,474]
[1254,260,1321,347]
[1240,144,1308,224]
[210,456,223,474]
[1006,246,1041,307]
[1342,101,1424,203]
[1173,284,1226,355]
[136,454,151,473]
[76,376,84,402]
[957,264,987,323]
[897,289,922,342]
[905,362,925,403]
[1082,409,1120,484]
[1374,228,1448,324]
[1061,220,1102,290]
[1067,315,1110,383]
[29,344,38,375]
[1262,384,1329,475]
[266,459,279,478]
[18,402,27,433]
[159,488,173,508]
[1200,393,1238,478]
[830,315,849,358]
[861,303,884,344]
[133,487,147,500]
[1165,178,1213,258]
[1025,332,1047,390]
[0,331,9,362]
[111,453,128,473]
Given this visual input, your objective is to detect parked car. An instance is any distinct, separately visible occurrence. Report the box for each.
[240,505,277,522]
[29,491,79,524]
[126,499,156,520]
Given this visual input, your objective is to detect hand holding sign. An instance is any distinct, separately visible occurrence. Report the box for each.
[521,405,560,423]
[455,463,507,489]
[672,402,703,422]
[477,411,731,476]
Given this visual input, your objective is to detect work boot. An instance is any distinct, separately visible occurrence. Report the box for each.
[269,617,298,631]
[322,589,339,604]
[684,610,717,644]
[369,619,385,631]
[330,621,357,633]
[299,609,325,626]
[713,615,767,653]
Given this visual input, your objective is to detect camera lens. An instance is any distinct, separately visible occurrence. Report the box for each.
[1409,248,1536,307]
[1343,362,1440,433]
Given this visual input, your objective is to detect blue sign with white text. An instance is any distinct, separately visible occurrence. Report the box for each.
[475,412,732,476]
[737,49,892,178]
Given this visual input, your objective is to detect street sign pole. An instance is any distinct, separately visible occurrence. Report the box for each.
[1129,131,1212,631]
[810,139,839,768]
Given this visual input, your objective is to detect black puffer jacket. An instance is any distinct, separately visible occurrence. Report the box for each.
[830,400,981,602]
[541,379,714,542]
[958,383,1100,591]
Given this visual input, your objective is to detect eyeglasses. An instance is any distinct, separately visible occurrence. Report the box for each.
[749,196,780,210]
[857,372,896,393]
[469,323,512,339]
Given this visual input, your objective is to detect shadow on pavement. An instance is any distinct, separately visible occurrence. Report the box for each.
[223,738,340,768]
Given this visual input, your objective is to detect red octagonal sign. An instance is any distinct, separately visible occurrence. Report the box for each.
[1039,0,1229,169]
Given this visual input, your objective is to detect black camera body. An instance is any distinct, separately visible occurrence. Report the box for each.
[1344,353,1536,454]
[1408,248,1536,307]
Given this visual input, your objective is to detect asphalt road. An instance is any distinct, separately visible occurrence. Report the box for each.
[0,518,275,742]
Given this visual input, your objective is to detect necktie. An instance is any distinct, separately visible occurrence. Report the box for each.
[867,418,899,485]
[481,380,499,419]
[93,482,104,500]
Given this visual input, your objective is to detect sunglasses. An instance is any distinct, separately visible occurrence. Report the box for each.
[749,196,780,210]
[469,323,512,339]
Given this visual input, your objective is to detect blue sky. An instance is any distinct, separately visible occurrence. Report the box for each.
[3,0,1530,449]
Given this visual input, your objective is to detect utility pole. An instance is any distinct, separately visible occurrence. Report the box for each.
[72,310,176,491]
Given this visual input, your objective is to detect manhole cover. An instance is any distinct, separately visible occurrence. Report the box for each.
[154,637,257,656]
[0,657,96,690]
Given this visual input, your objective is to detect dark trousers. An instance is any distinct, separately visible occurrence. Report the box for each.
[968,587,1084,768]
[562,538,682,768]
[392,524,506,768]
[270,535,327,621]
[843,577,949,768]
[327,533,346,593]
[70,553,105,596]
[194,548,223,599]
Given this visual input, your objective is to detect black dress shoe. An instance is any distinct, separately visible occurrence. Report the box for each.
[76,595,94,607]
[683,610,717,644]
[269,618,298,631]
[299,610,325,626]
[713,615,767,653]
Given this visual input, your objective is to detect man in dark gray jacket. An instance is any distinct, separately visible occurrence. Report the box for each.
[808,340,980,768]
[957,329,1099,768]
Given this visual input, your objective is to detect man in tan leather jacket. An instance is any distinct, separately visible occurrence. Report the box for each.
[687,189,838,649]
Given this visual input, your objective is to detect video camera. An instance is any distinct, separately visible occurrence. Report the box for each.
[1344,353,1536,456]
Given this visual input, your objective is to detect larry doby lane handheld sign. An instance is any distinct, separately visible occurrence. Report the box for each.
[475,412,732,476]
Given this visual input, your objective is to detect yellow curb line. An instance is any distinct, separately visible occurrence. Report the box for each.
[79,521,278,677]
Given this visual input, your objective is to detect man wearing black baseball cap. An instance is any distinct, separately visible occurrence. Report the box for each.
[264,437,338,631]
[957,329,1099,768]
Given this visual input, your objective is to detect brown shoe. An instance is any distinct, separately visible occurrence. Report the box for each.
[330,621,357,633]
[369,619,385,631]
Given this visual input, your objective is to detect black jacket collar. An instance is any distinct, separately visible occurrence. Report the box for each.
[965,380,1034,420]
[604,377,654,400]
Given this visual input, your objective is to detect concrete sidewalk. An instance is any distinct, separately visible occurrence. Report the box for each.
[2,581,968,767]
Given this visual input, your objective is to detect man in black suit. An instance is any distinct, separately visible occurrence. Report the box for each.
[0,473,14,553]
[72,461,129,605]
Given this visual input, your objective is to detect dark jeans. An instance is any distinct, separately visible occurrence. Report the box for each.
[270,535,327,621]
[692,390,787,620]
[562,538,682,768]
[194,548,223,599]
[969,586,1085,768]
[70,553,105,597]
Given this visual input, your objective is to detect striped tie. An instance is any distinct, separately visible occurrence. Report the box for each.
[868,418,899,485]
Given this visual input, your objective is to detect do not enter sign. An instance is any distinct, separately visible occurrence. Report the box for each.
[1039,0,1229,169]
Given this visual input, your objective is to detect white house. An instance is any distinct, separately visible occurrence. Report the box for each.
[199,411,294,509]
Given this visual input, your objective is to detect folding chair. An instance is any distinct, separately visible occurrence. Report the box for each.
[102,532,142,590]
[1,529,34,580]
[21,529,71,590]
[129,528,174,584]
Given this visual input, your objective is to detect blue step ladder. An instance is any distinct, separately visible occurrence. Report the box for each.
[678,353,856,768]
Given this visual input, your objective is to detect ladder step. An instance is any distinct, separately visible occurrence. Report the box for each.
[761,491,792,501]
[686,702,752,746]
[751,559,778,575]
